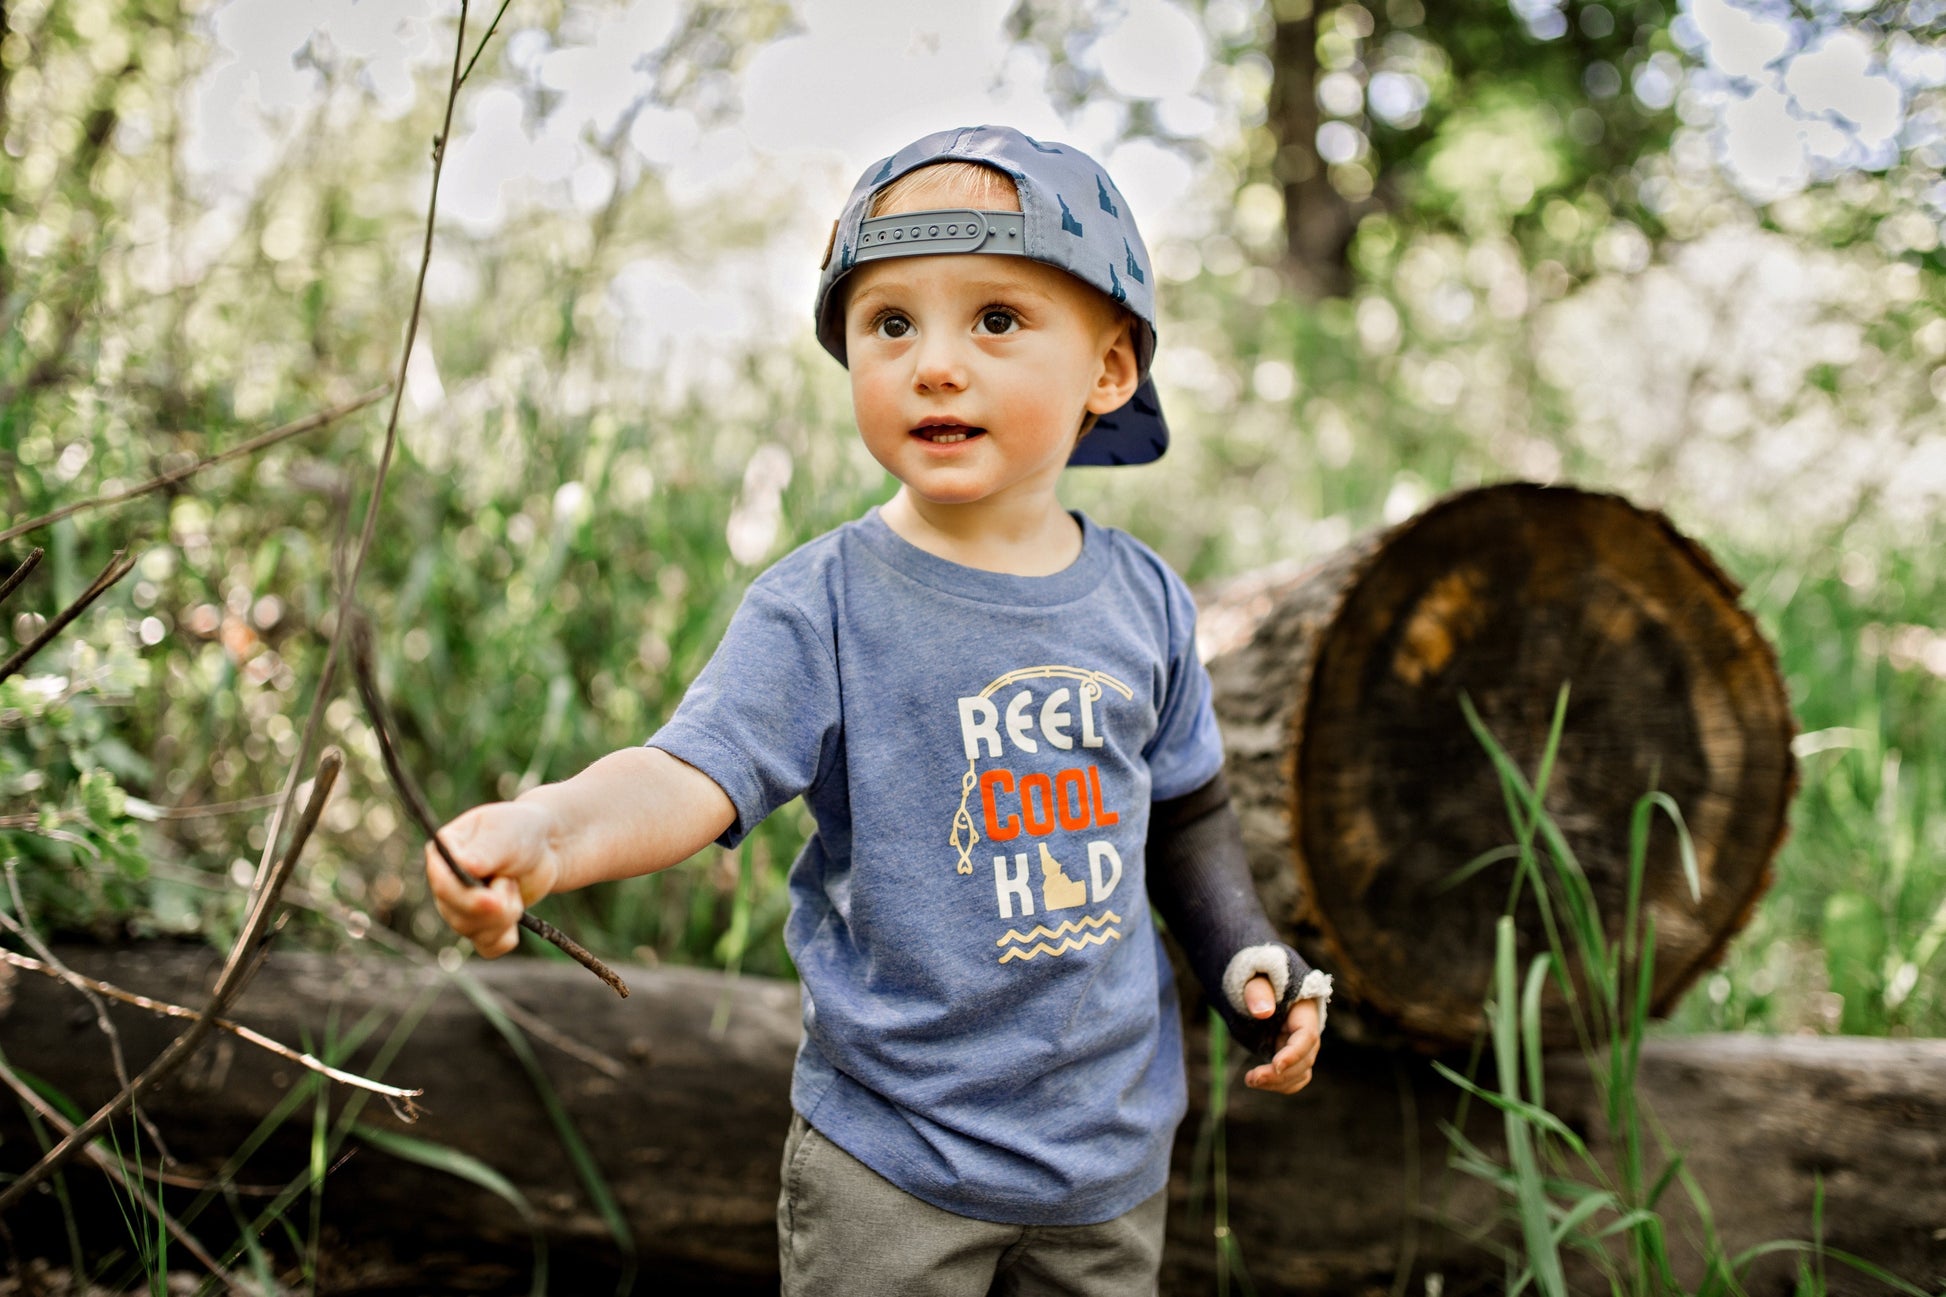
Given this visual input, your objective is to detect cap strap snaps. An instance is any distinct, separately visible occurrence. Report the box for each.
[853,209,1025,263]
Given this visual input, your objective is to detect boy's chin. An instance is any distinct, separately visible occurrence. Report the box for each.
[896,483,996,509]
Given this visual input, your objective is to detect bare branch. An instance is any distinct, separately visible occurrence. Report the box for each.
[0,746,342,1213]
[0,547,138,686]
[0,548,43,609]
[1,861,173,1163]
[119,856,630,1081]
[458,0,516,89]
[0,386,390,546]
[0,1052,250,1292]
[249,0,482,914]
[152,792,288,821]
[0,950,424,1115]
[3,792,302,827]
[350,615,629,998]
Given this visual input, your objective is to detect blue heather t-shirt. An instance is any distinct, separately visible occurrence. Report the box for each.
[648,507,1225,1226]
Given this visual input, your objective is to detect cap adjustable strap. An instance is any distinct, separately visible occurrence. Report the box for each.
[853,209,1025,262]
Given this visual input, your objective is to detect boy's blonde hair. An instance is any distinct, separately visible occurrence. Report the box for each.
[870,161,1133,338]
[866,160,1136,444]
[868,161,1020,217]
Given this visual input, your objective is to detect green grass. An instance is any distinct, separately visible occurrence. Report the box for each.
[1668,543,1946,1038]
[1438,685,1943,1297]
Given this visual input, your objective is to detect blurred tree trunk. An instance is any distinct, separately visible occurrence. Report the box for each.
[1269,0,1360,299]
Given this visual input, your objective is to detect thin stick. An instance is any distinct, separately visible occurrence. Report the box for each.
[154,792,288,821]
[0,547,138,685]
[0,747,343,1214]
[0,1052,250,1292]
[457,0,515,89]
[246,1,473,920]
[0,951,424,1114]
[0,387,389,546]
[0,792,302,826]
[0,547,44,608]
[0,862,173,1163]
[132,856,630,1080]
[350,617,629,998]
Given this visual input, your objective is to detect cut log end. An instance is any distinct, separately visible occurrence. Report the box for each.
[1209,484,1796,1049]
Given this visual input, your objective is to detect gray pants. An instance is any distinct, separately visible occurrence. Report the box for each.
[776,1113,1166,1297]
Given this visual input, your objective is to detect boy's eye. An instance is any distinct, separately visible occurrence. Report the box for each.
[978,308,1019,336]
[874,313,913,340]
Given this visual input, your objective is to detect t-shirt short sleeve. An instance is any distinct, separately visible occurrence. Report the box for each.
[1143,562,1225,801]
[646,582,841,847]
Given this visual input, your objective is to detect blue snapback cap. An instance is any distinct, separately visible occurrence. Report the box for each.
[814,125,1170,467]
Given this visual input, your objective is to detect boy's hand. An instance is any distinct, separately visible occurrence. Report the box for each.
[425,800,564,959]
[1240,975,1322,1094]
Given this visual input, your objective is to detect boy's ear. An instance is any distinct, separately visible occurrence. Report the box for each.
[1086,316,1143,416]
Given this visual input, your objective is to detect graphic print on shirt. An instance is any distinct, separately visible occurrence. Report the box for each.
[949,665,1134,964]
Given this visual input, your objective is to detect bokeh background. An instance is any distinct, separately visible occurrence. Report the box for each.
[4,0,1944,1042]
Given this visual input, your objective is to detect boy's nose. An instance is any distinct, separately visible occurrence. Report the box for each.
[910,334,968,393]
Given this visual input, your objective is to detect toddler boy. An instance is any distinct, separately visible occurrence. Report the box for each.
[430,125,1331,1295]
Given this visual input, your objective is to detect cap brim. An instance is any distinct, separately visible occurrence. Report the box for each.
[1068,377,1168,467]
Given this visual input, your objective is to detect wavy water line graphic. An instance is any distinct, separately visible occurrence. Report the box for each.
[950,665,1134,875]
[996,928,1123,963]
[995,911,1123,948]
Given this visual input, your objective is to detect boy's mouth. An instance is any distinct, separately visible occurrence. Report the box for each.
[912,423,985,444]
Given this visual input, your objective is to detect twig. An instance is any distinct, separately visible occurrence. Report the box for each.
[457,0,515,89]
[0,747,342,1214]
[152,791,289,822]
[247,0,474,923]
[0,782,299,821]
[0,548,43,608]
[0,547,138,685]
[0,950,424,1116]
[127,856,630,1080]
[0,1051,250,1293]
[0,388,390,546]
[0,861,172,1163]
[350,616,629,998]
[1,793,303,827]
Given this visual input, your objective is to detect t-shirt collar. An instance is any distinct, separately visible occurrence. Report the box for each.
[854,506,1108,608]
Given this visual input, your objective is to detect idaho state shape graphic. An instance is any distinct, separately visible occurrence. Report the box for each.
[1038,841,1088,910]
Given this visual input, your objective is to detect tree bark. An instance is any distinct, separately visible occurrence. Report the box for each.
[1201,483,1797,1051]
[4,948,1942,1296]
[1269,0,1361,298]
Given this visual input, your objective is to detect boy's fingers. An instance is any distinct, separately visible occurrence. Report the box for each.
[1243,974,1277,1019]
[478,919,522,960]
[1271,1027,1321,1074]
[1244,1054,1316,1093]
[1238,1031,1319,1094]
[467,877,525,958]
[425,848,523,955]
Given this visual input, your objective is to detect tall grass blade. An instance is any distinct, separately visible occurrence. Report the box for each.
[1520,953,1551,1113]
[1459,693,1608,1046]
[451,971,638,1295]
[1435,844,1526,894]
[223,1189,279,1295]
[1642,791,1702,904]
[1725,1240,1937,1297]
[355,1123,548,1297]
[1429,1061,1599,1171]
[1490,917,1570,1297]
[196,981,440,1292]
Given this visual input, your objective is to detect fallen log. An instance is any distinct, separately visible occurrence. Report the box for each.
[3,948,1941,1296]
[1200,483,1797,1049]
